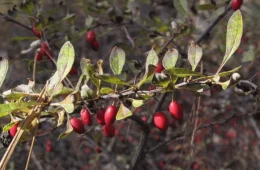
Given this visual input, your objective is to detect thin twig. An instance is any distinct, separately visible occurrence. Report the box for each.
[0,12,32,31]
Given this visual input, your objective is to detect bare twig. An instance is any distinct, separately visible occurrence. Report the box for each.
[0,12,32,31]
[122,26,135,48]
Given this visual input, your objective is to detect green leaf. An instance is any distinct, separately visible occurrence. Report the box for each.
[10,36,36,41]
[3,121,19,132]
[145,49,158,72]
[47,41,75,94]
[58,116,73,140]
[188,41,203,71]
[116,103,133,120]
[80,84,96,99]
[152,73,171,87]
[218,79,231,90]
[100,87,115,94]
[109,46,126,75]
[199,4,216,10]
[20,0,34,15]
[94,74,130,86]
[162,48,178,69]
[0,56,8,89]
[218,66,241,77]
[60,92,79,113]
[173,0,188,18]
[130,99,145,107]
[165,68,204,77]
[220,10,243,70]
[137,65,157,88]
[57,109,65,127]
[80,58,99,87]
[85,15,94,28]
[242,45,254,66]
[0,101,38,117]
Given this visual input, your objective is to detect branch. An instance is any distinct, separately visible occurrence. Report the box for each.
[0,12,32,31]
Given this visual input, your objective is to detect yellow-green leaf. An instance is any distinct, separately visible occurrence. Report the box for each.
[116,103,133,120]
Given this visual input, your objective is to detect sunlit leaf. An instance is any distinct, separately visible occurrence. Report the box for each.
[218,66,241,77]
[188,41,203,71]
[94,74,130,86]
[137,65,157,88]
[162,48,178,69]
[58,116,73,140]
[116,103,133,120]
[2,121,19,132]
[145,49,158,72]
[109,46,125,75]
[0,101,38,117]
[130,99,145,108]
[219,10,243,71]
[100,87,114,94]
[0,56,8,89]
[165,67,204,77]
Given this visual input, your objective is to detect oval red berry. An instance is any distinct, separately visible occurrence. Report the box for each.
[70,118,85,134]
[169,101,183,122]
[86,30,96,43]
[80,107,92,126]
[153,112,168,132]
[9,122,20,137]
[96,108,106,125]
[232,0,243,11]
[155,62,164,73]
[102,124,115,137]
[104,106,118,125]
[91,40,100,51]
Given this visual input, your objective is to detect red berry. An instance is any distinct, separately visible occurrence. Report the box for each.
[9,122,20,137]
[142,116,148,122]
[69,67,78,75]
[91,40,100,51]
[86,30,96,43]
[232,0,243,11]
[95,146,102,153]
[45,140,52,152]
[155,62,164,73]
[96,108,106,125]
[153,112,168,132]
[70,118,85,134]
[104,105,118,125]
[80,107,92,126]
[102,124,115,137]
[35,53,43,61]
[32,26,42,38]
[169,101,183,122]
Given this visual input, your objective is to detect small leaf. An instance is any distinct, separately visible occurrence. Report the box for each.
[116,103,133,120]
[100,87,114,94]
[60,91,79,113]
[80,58,99,87]
[152,73,171,87]
[218,79,231,90]
[94,74,130,86]
[137,65,157,88]
[57,109,65,127]
[220,10,243,70]
[242,45,254,67]
[188,41,203,71]
[199,4,216,10]
[173,0,188,18]
[0,101,38,117]
[165,68,204,77]
[80,84,96,99]
[130,99,145,108]
[0,56,8,89]
[85,15,94,28]
[3,121,19,132]
[145,49,158,72]
[47,41,75,94]
[218,66,241,77]
[58,116,73,140]
[109,46,126,75]
[162,48,178,69]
